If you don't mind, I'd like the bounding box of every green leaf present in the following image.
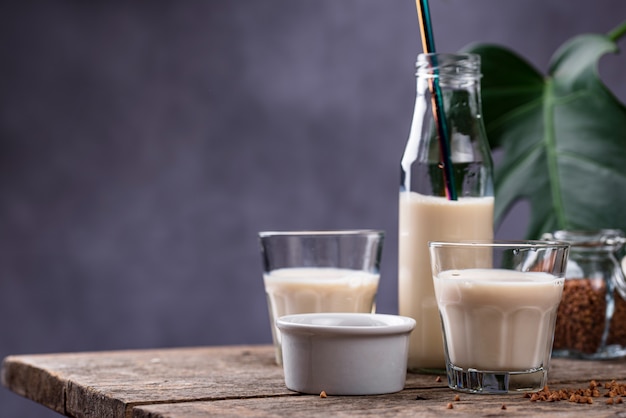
[463,29,626,239]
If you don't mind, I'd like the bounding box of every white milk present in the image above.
[399,191,494,370]
[434,268,564,371]
[265,267,379,363]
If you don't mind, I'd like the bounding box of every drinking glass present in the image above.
[428,240,569,393]
[259,230,384,364]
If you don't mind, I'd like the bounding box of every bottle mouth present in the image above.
[416,53,481,78]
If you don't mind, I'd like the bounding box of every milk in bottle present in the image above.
[398,53,494,371]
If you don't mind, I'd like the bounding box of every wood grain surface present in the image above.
[3,345,626,417]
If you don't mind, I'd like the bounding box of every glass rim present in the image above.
[259,229,384,238]
[415,52,481,76]
[549,229,625,244]
[417,52,479,61]
[428,239,570,249]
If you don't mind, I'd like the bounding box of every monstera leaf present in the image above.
[464,22,626,239]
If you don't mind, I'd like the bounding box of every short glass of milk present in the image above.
[428,240,570,394]
[259,230,384,365]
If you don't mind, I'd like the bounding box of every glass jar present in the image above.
[543,229,626,359]
[399,53,494,372]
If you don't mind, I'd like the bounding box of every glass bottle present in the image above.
[399,53,494,372]
[543,229,626,359]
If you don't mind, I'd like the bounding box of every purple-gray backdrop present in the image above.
[1,1,624,416]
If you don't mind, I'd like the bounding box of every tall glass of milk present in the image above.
[429,240,569,394]
[399,53,494,372]
[259,230,384,364]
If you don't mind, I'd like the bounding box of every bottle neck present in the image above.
[416,56,482,113]
[401,52,493,198]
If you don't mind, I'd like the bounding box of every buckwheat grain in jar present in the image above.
[543,230,626,359]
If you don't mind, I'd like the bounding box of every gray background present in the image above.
[1,1,624,416]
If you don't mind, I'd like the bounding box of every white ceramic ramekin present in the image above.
[276,313,416,395]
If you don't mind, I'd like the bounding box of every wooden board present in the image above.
[3,345,626,417]
[132,387,626,418]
